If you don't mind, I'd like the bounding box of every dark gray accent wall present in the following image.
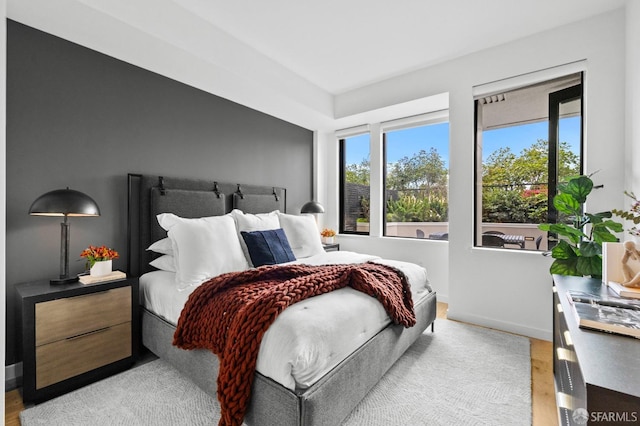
[6,20,314,365]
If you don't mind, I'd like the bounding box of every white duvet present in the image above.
[139,251,432,390]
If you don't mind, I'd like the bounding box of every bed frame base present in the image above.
[142,291,437,426]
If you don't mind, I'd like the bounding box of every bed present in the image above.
[127,174,438,426]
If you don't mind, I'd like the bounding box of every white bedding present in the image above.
[140,251,432,390]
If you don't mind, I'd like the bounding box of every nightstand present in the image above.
[16,276,139,403]
[323,243,340,252]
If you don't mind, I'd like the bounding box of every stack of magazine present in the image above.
[566,290,640,339]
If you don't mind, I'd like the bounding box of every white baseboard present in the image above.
[446,309,552,341]
[5,362,22,391]
[435,293,448,304]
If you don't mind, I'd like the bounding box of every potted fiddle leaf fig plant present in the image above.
[538,174,623,278]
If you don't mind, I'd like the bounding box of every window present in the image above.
[340,133,370,234]
[383,116,449,239]
[474,72,583,251]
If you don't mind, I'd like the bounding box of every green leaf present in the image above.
[601,219,624,233]
[562,175,593,203]
[579,240,601,257]
[613,209,640,224]
[554,193,581,216]
[591,227,619,244]
[595,211,613,219]
[551,240,578,259]
[544,223,586,244]
[576,255,602,277]
[585,213,603,224]
[538,223,551,231]
[549,258,580,276]
[585,212,614,226]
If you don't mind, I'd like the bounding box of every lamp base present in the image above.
[50,275,79,285]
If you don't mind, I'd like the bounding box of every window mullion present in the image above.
[369,123,384,237]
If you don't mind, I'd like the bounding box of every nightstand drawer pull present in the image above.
[66,326,110,341]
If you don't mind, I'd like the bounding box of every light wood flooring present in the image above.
[4,301,557,425]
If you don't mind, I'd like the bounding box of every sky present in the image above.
[345,123,450,166]
[345,117,581,167]
[482,116,581,162]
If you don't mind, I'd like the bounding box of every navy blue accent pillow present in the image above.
[241,228,296,267]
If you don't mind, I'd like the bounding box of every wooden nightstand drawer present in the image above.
[36,322,132,389]
[35,286,131,346]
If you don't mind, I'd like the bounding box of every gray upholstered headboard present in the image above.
[127,174,286,277]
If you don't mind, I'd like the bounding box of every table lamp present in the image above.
[29,188,101,284]
[300,201,325,214]
[301,200,325,227]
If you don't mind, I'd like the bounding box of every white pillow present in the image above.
[277,213,324,259]
[146,237,173,256]
[149,254,176,272]
[230,209,281,265]
[157,213,249,290]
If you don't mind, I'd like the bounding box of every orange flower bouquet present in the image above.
[320,228,336,238]
[80,245,119,269]
[320,228,336,244]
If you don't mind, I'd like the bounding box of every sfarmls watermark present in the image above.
[572,408,638,424]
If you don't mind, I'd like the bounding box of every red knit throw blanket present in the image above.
[173,262,416,426]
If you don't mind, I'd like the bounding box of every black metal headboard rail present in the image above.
[127,173,286,277]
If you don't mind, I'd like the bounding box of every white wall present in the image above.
[626,2,640,198]
[323,9,626,340]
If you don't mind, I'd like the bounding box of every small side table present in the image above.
[16,276,139,403]
[323,243,340,252]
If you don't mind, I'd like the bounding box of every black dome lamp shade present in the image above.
[300,201,325,214]
[29,188,100,284]
[29,188,100,217]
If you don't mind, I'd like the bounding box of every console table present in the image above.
[553,275,640,425]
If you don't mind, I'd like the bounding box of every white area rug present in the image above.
[20,319,531,426]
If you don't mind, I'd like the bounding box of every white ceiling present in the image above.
[171,0,626,94]
[7,0,628,130]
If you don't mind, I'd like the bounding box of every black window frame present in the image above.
[473,73,584,249]
[339,137,370,235]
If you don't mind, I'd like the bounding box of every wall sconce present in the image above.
[29,188,101,284]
